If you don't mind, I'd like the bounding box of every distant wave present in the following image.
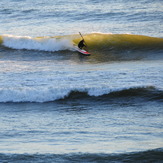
[0,148,162,162]
[0,85,162,103]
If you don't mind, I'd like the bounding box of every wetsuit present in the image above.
[78,40,86,49]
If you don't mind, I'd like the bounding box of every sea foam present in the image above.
[2,34,72,52]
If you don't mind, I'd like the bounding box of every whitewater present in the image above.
[0,0,163,162]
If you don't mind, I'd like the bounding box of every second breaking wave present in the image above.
[0,86,162,103]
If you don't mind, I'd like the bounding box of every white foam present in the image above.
[0,86,96,102]
[2,34,72,52]
[0,87,71,102]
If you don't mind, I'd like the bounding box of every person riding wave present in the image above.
[78,39,86,49]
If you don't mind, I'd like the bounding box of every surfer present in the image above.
[78,39,86,49]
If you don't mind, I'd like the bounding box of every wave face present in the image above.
[1,33,163,53]
[73,33,163,51]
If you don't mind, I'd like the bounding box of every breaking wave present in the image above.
[1,33,163,52]
[0,86,162,103]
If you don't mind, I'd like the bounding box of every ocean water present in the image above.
[0,0,163,162]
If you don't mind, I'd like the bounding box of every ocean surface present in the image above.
[0,0,163,162]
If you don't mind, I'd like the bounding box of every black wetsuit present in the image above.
[78,40,86,49]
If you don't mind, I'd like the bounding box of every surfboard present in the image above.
[73,45,91,56]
